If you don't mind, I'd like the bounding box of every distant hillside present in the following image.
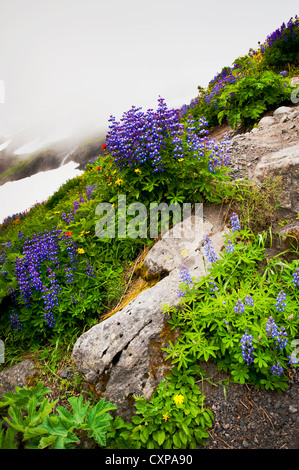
[0,133,106,185]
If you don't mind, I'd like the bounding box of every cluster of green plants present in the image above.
[106,364,212,449]
[181,16,298,129]
[0,383,116,449]
[0,364,214,450]
[162,219,299,393]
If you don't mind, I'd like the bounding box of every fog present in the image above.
[1,0,298,140]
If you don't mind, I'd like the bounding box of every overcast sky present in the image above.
[0,0,298,138]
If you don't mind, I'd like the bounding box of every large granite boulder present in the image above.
[72,215,228,419]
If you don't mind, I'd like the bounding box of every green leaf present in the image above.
[23,425,48,441]
[66,395,90,426]
[0,424,18,449]
[172,431,181,448]
[179,429,187,445]
[157,430,165,446]
[85,400,115,447]
[38,435,58,449]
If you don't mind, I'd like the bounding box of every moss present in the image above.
[148,320,178,380]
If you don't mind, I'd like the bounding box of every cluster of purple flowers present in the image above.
[292,268,299,287]
[61,185,97,225]
[203,235,218,264]
[204,67,243,108]
[106,97,230,174]
[225,239,235,253]
[10,310,22,332]
[230,213,241,232]
[240,330,255,365]
[209,277,219,297]
[266,316,288,350]
[244,295,254,306]
[260,17,299,53]
[177,265,193,297]
[234,295,254,314]
[275,290,287,312]
[270,361,284,376]
[61,210,74,225]
[234,299,245,314]
[85,261,95,278]
[85,184,97,200]
[13,229,77,328]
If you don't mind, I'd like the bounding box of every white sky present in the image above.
[0,0,298,137]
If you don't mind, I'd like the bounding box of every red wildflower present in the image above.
[65,231,73,236]
[101,144,106,150]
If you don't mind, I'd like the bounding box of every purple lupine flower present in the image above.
[209,277,219,297]
[85,261,95,278]
[230,213,241,232]
[292,269,299,287]
[275,290,287,312]
[266,316,288,350]
[270,361,284,376]
[86,184,97,200]
[177,265,193,297]
[234,299,245,314]
[240,330,255,365]
[225,239,235,253]
[106,96,229,174]
[244,295,254,306]
[203,235,218,263]
[10,310,22,331]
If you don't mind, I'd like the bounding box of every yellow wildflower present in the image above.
[54,211,60,214]
[134,168,141,173]
[77,248,85,254]
[115,178,123,185]
[163,412,169,421]
[173,394,184,405]
[112,170,117,174]
[178,158,184,162]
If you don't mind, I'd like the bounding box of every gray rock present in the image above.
[273,106,293,116]
[289,110,299,120]
[72,216,228,419]
[253,144,299,211]
[258,116,276,128]
[0,359,35,397]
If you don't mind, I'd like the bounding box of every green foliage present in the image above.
[0,384,116,449]
[214,175,282,233]
[163,227,299,393]
[262,26,299,69]
[216,70,291,128]
[107,364,213,449]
